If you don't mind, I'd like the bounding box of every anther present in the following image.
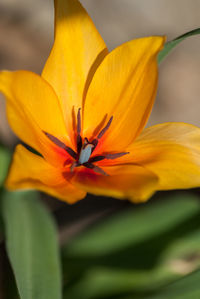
[76,108,82,152]
[44,131,77,159]
[105,152,129,159]
[97,116,113,139]
[89,155,106,163]
[77,108,81,135]
[83,162,108,176]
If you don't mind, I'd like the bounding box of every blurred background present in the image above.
[1,1,200,298]
[0,0,200,146]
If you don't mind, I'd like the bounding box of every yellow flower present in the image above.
[1,0,200,204]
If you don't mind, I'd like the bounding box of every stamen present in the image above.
[83,137,90,147]
[105,152,129,159]
[92,165,108,176]
[44,131,77,159]
[77,134,82,153]
[97,116,113,139]
[76,108,82,152]
[77,108,81,135]
[44,110,129,177]
[84,162,108,176]
[89,155,105,163]
[64,147,77,159]
[91,139,98,152]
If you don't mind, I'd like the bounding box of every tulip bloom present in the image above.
[1,0,200,204]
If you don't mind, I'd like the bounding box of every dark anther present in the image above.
[92,165,108,176]
[89,152,129,163]
[105,152,129,159]
[83,162,93,169]
[44,131,77,159]
[64,146,77,159]
[91,139,98,152]
[89,155,106,163]
[76,108,82,152]
[83,162,108,176]
[97,116,113,139]
[44,131,66,149]
[77,108,81,135]
[77,134,82,153]
[83,137,90,147]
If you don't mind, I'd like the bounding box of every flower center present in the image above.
[44,108,129,175]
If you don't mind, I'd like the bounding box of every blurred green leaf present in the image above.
[158,28,200,64]
[64,193,199,257]
[62,193,200,299]
[149,268,200,299]
[0,146,11,237]
[2,190,62,299]
[4,259,20,299]
[0,147,11,186]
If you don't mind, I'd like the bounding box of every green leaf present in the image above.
[62,193,200,299]
[0,146,11,237]
[64,193,199,257]
[0,147,11,186]
[149,268,200,299]
[158,28,200,64]
[2,190,62,299]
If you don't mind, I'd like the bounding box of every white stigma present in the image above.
[79,144,94,164]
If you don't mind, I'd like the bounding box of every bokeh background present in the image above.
[0,0,200,146]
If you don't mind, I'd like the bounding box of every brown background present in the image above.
[0,0,200,147]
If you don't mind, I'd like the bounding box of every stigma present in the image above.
[79,140,94,164]
[44,108,129,175]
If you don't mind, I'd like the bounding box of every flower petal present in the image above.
[73,164,158,203]
[83,36,165,152]
[126,123,200,190]
[42,0,108,138]
[6,145,86,203]
[0,70,71,165]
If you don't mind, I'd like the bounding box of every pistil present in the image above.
[79,140,94,164]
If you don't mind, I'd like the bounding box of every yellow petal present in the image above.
[126,122,200,190]
[0,70,71,165]
[73,164,158,203]
[6,145,86,204]
[42,0,108,139]
[83,36,165,151]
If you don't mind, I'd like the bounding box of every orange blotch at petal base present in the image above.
[1,0,200,204]
[44,108,129,176]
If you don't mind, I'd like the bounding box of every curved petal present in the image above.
[0,70,72,166]
[72,164,158,203]
[83,36,165,152]
[6,145,86,204]
[125,122,200,190]
[42,0,108,139]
